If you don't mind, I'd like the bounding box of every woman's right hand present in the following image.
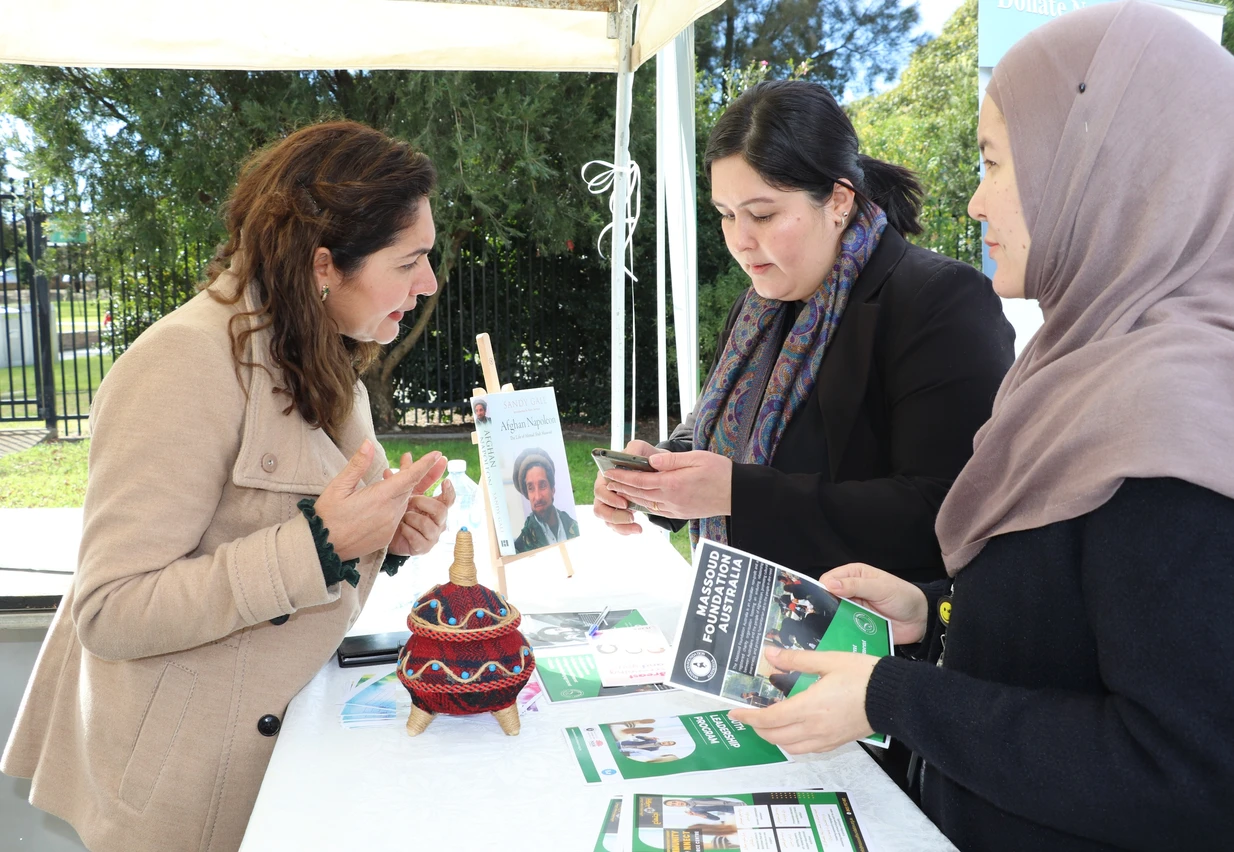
[593,439,665,535]
[819,563,930,645]
[313,440,447,562]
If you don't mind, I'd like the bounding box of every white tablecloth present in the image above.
[241,515,957,851]
[0,508,81,629]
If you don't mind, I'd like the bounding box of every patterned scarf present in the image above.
[691,205,887,546]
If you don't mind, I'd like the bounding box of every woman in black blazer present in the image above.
[595,80,1014,582]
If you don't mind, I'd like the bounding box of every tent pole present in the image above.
[665,25,699,422]
[609,1,634,451]
[655,51,669,443]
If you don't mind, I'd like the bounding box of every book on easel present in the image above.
[470,387,580,557]
[469,331,575,596]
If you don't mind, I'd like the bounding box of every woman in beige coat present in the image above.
[2,121,454,852]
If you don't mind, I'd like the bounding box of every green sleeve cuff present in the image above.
[380,552,408,577]
[297,498,361,588]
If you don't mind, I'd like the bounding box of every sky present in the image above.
[914,0,968,36]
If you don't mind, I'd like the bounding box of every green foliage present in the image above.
[0,67,617,271]
[0,67,638,428]
[694,0,925,98]
[847,0,983,267]
[1221,0,1234,56]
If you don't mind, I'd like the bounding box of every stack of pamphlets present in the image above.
[669,539,894,748]
[588,624,671,687]
[564,712,790,785]
[338,665,542,729]
[339,669,409,729]
[598,791,870,852]
[527,610,674,702]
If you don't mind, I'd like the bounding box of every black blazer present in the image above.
[659,228,1015,582]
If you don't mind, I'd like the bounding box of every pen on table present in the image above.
[587,606,611,637]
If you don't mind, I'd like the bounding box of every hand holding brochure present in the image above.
[669,539,894,747]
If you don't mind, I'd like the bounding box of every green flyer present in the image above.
[627,791,869,852]
[564,713,790,785]
[594,798,624,852]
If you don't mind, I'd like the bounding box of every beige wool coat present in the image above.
[2,272,392,852]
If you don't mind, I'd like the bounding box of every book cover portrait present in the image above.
[472,388,580,555]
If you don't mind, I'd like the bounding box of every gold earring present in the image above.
[320,284,329,302]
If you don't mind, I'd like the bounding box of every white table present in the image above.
[0,507,81,629]
[241,515,956,851]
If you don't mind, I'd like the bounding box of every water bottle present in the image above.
[441,459,483,539]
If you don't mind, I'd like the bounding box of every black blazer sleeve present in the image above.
[729,258,1014,579]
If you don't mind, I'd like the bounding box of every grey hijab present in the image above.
[936,1,1234,574]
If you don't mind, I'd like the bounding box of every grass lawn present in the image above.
[0,440,91,507]
[0,436,694,560]
[0,352,116,425]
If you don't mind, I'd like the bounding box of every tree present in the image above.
[694,0,926,98]
[1221,0,1234,56]
[847,0,983,267]
[0,67,621,428]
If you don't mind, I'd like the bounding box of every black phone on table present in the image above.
[335,631,411,668]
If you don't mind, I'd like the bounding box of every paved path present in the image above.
[0,428,53,459]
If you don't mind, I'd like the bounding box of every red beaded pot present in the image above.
[396,529,535,736]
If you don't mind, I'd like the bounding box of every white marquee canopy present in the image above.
[0,0,718,74]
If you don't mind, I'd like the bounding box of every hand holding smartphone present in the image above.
[592,448,658,515]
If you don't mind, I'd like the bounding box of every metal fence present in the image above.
[395,234,624,427]
[0,184,154,437]
[0,189,662,436]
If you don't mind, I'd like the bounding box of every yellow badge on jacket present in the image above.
[938,597,952,626]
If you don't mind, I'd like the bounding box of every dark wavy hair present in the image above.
[205,120,437,436]
[704,80,923,235]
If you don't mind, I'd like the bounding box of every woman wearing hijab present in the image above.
[730,4,1234,850]
[594,80,1015,582]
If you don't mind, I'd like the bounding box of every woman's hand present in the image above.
[819,563,930,645]
[385,456,456,557]
[728,648,879,754]
[602,449,732,520]
[313,441,448,562]
[592,440,664,534]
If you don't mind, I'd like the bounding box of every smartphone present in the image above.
[335,630,411,668]
[592,448,658,515]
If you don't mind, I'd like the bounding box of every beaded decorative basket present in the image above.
[396,529,535,736]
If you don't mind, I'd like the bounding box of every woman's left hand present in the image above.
[384,454,456,556]
[602,450,732,519]
[728,647,879,754]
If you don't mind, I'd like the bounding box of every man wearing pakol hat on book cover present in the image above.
[513,447,579,552]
